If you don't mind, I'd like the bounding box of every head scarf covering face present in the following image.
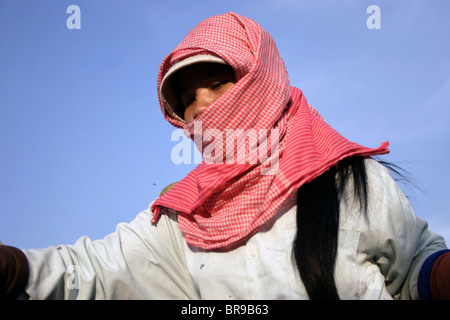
[158,12,289,132]
[152,12,389,249]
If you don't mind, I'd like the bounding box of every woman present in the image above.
[1,12,448,300]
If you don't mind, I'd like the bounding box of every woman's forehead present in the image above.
[174,63,235,92]
[176,63,233,81]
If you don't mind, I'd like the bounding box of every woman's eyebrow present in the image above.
[179,69,221,98]
[202,69,221,81]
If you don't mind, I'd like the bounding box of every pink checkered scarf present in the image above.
[151,12,389,249]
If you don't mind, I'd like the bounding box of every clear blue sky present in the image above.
[1,0,449,249]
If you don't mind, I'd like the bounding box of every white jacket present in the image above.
[21,159,447,299]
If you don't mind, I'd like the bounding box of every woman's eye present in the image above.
[182,95,195,107]
[211,81,223,90]
[185,97,195,106]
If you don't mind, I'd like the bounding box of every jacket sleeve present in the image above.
[359,159,448,300]
[21,207,197,300]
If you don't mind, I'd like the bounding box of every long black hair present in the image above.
[293,156,413,299]
[293,156,369,300]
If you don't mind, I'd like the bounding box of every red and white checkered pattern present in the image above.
[151,12,389,249]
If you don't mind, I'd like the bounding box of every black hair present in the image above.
[293,155,369,300]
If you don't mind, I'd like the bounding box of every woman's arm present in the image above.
[3,208,197,300]
[359,159,448,299]
[0,244,29,299]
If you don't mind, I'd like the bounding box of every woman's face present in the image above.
[174,62,236,124]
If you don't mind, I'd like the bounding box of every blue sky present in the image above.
[1,0,449,249]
